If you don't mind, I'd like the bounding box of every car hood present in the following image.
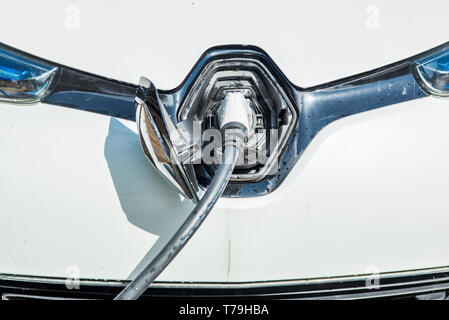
[2,0,448,89]
[1,0,449,283]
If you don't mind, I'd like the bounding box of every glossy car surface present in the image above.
[1,0,449,299]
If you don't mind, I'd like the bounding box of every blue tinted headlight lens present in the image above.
[0,45,57,103]
[415,47,449,96]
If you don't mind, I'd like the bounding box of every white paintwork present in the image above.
[2,0,448,89]
[1,0,449,282]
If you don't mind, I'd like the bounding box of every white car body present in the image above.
[1,0,449,297]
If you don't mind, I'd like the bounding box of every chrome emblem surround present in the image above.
[136,45,428,199]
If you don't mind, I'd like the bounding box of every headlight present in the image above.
[0,45,57,103]
[0,42,137,119]
[415,44,449,96]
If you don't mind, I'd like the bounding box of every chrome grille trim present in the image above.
[1,266,449,300]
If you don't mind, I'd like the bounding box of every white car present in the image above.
[1,0,449,300]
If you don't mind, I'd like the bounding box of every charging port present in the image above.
[178,58,297,184]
